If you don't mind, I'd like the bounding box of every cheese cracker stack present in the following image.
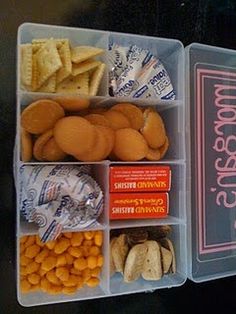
[20,38,106,96]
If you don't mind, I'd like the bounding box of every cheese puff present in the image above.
[55,266,69,282]
[87,256,97,270]
[20,279,31,293]
[67,247,83,258]
[35,248,49,264]
[94,231,103,247]
[84,231,95,240]
[27,273,40,285]
[41,256,57,272]
[86,277,100,288]
[74,257,87,271]
[24,244,41,259]
[70,232,83,247]
[20,255,32,266]
[46,270,61,286]
[54,238,70,254]
[26,261,40,274]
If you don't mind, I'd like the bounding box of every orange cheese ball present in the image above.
[87,256,97,269]
[82,268,91,283]
[65,252,74,265]
[84,231,95,240]
[54,238,70,254]
[46,240,56,250]
[46,270,61,286]
[28,273,40,285]
[41,256,57,272]
[20,255,32,266]
[25,244,41,259]
[68,247,83,258]
[97,255,104,267]
[56,254,67,267]
[63,275,81,287]
[94,231,103,247]
[55,266,70,282]
[35,248,49,264]
[86,277,100,288]
[74,257,87,271]
[89,246,100,256]
[40,277,51,293]
[91,267,101,278]
[24,236,35,248]
[20,236,28,244]
[70,232,83,247]
[20,279,31,293]
[26,261,40,274]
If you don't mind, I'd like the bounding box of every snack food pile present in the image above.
[20,231,103,294]
[21,100,169,162]
[110,226,175,282]
[20,165,103,242]
[20,38,105,95]
[108,43,175,100]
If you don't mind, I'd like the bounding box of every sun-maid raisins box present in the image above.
[15,23,236,306]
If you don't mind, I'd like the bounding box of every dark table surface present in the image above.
[1,0,236,313]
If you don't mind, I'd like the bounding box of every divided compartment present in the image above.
[17,227,110,306]
[18,162,110,235]
[109,31,185,101]
[19,93,184,163]
[109,162,186,229]
[109,223,187,294]
[17,23,110,96]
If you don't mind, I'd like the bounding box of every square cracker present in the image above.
[35,39,62,88]
[56,72,89,94]
[56,39,72,84]
[20,44,32,87]
[72,59,101,76]
[89,63,106,96]
[37,73,56,93]
[32,38,66,52]
[71,46,104,63]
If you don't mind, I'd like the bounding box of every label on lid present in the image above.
[195,63,236,261]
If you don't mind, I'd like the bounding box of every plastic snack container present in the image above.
[15,23,236,306]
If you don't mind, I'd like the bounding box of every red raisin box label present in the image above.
[109,165,171,193]
[109,192,169,220]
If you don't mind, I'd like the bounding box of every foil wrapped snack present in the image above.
[108,43,175,100]
[20,165,103,242]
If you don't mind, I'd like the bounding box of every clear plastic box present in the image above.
[15,23,236,307]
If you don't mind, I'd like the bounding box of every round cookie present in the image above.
[113,128,148,161]
[146,147,161,161]
[141,108,166,149]
[111,103,144,130]
[74,125,109,161]
[41,138,67,161]
[33,129,53,161]
[84,114,111,127]
[55,97,90,112]
[96,125,115,157]
[21,99,65,134]
[21,128,33,162]
[159,136,169,158]
[103,110,131,130]
[54,116,96,156]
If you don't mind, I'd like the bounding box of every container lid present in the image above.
[186,43,236,282]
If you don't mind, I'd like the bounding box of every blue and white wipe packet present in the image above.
[108,43,175,100]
